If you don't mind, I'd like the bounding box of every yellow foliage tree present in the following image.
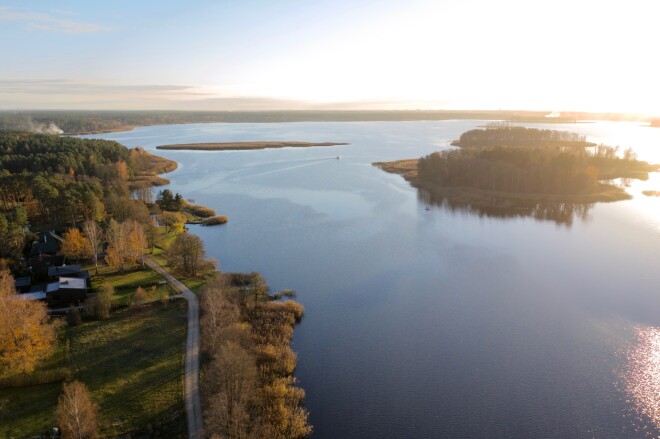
[56,380,100,439]
[61,228,94,262]
[0,269,58,376]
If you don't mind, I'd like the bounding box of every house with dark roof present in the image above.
[18,276,88,308]
[48,265,91,287]
[46,277,88,307]
[30,232,60,257]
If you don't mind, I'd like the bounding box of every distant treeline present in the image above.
[0,110,584,135]
[453,126,592,148]
[1,110,655,135]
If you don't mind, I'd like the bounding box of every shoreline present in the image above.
[373,159,633,205]
[155,141,348,151]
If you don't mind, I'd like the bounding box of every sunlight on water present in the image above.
[622,327,660,436]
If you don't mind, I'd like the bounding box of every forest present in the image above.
[451,125,594,148]
[417,144,651,196]
[0,132,176,229]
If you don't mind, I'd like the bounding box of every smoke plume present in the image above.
[27,118,64,134]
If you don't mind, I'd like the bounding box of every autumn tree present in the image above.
[161,211,186,234]
[0,269,58,376]
[55,380,99,439]
[146,221,158,254]
[105,219,146,273]
[105,219,127,273]
[82,220,103,275]
[205,343,257,439]
[166,232,206,276]
[127,220,147,268]
[61,228,94,262]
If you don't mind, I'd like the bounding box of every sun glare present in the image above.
[622,327,660,436]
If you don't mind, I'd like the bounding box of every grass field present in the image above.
[0,300,188,438]
[90,264,173,301]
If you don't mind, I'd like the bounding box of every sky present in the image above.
[1,0,659,114]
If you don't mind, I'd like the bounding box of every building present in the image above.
[48,265,91,286]
[46,277,88,308]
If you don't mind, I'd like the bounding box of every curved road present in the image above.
[145,257,204,439]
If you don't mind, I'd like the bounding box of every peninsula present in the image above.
[374,126,659,207]
[156,141,348,151]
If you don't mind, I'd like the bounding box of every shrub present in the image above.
[133,287,148,307]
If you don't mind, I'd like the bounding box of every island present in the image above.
[374,126,659,208]
[156,141,348,151]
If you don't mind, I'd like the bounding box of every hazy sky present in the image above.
[1,0,659,114]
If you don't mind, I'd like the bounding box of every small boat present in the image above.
[425,206,430,211]
[336,156,341,160]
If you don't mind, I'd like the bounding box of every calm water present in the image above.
[86,121,660,438]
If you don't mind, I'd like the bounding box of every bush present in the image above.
[203,215,228,226]
[132,287,148,307]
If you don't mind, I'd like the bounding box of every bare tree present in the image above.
[205,343,257,439]
[56,380,99,439]
[83,220,103,275]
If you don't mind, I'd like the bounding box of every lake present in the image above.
[85,120,660,438]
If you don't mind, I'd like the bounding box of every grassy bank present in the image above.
[0,301,187,438]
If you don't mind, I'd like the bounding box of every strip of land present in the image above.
[145,257,204,439]
[156,141,348,151]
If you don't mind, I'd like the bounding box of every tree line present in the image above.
[200,274,312,439]
[454,126,591,148]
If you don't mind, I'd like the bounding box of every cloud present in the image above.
[0,6,112,34]
[0,79,446,111]
[0,80,196,96]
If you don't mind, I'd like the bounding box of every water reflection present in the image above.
[621,327,660,437]
[418,188,593,226]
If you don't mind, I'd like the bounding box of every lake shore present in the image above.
[373,159,633,205]
[156,141,348,151]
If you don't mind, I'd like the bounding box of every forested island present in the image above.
[375,126,658,209]
[156,141,347,151]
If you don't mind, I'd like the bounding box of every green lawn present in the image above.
[0,301,188,438]
[152,227,218,294]
[90,264,174,302]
